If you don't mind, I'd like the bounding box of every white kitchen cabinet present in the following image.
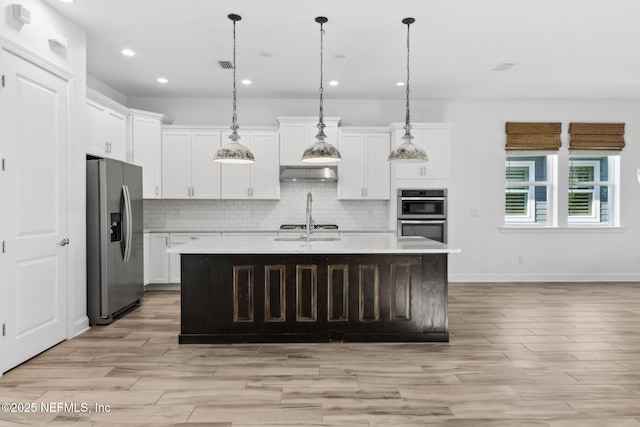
[391,123,452,181]
[277,116,341,166]
[130,109,172,199]
[162,129,221,199]
[143,232,150,285]
[220,130,280,199]
[169,233,219,283]
[86,88,128,161]
[337,128,391,200]
[148,233,170,284]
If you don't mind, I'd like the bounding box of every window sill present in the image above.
[500,225,625,233]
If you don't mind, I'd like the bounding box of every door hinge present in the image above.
[1,158,5,171]
[2,241,5,253]
[1,75,5,88]
[2,323,5,337]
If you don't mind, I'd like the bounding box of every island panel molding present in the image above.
[179,252,449,343]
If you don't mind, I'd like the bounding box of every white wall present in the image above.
[0,0,88,335]
[129,96,444,127]
[134,95,640,282]
[444,99,640,282]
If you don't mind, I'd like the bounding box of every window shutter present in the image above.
[568,123,625,151]
[505,122,562,151]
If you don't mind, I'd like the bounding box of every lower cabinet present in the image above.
[147,233,219,284]
[148,233,170,284]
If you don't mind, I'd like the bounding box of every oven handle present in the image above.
[398,220,447,224]
[398,197,446,201]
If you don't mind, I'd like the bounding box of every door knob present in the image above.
[59,238,70,246]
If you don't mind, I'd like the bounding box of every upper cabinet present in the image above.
[337,128,391,200]
[130,109,172,199]
[161,128,221,199]
[277,116,340,166]
[220,130,280,199]
[86,88,128,161]
[391,123,452,182]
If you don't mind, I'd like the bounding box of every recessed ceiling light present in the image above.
[121,49,135,57]
[59,0,74,3]
[334,53,346,59]
[241,79,252,85]
[157,77,168,84]
[329,80,339,86]
[396,81,405,86]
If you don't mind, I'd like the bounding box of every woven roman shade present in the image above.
[568,123,625,151]
[505,122,562,151]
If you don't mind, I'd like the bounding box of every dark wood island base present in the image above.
[179,253,449,343]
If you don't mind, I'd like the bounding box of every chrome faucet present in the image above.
[305,191,314,243]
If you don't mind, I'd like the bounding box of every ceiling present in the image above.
[42,0,640,100]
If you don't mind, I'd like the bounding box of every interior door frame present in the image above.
[0,35,81,375]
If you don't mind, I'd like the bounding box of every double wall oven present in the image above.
[397,189,447,243]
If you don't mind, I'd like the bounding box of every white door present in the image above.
[191,131,221,199]
[250,133,280,199]
[162,131,191,198]
[1,50,69,373]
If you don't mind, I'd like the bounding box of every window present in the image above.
[568,155,614,225]
[505,155,553,225]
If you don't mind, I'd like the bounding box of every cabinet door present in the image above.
[364,133,391,199]
[106,108,127,161]
[162,131,191,198]
[86,99,107,156]
[393,128,450,180]
[279,123,309,166]
[132,116,161,198]
[250,133,280,199]
[220,132,251,199]
[148,233,169,283]
[337,134,365,199]
[143,233,150,285]
[191,131,221,199]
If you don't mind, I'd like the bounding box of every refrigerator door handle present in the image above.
[122,184,133,263]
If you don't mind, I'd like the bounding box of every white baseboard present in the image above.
[145,283,180,291]
[73,316,90,337]
[449,272,640,283]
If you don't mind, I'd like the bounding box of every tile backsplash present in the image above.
[144,182,390,231]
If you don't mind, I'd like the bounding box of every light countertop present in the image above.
[168,234,461,255]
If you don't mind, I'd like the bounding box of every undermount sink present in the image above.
[274,236,341,242]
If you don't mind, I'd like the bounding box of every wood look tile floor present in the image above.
[1,282,640,426]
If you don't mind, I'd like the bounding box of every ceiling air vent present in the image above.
[493,63,516,72]
[218,61,233,70]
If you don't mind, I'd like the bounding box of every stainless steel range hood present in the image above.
[279,166,338,182]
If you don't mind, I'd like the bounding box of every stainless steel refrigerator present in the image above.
[86,157,144,325]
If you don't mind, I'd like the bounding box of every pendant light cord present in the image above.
[230,17,239,141]
[315,18,327,142]
[405,21,411,130]
[403,19,413,141]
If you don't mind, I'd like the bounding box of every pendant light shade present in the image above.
[388,17,428,163]
[302,16,341,164]
[214,13,255,164]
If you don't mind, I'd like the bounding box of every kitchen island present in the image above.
[170,234,460,343]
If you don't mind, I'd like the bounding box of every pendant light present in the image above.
[388,17,428,163]
[214,14,255,164]
[302,17,341,163]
